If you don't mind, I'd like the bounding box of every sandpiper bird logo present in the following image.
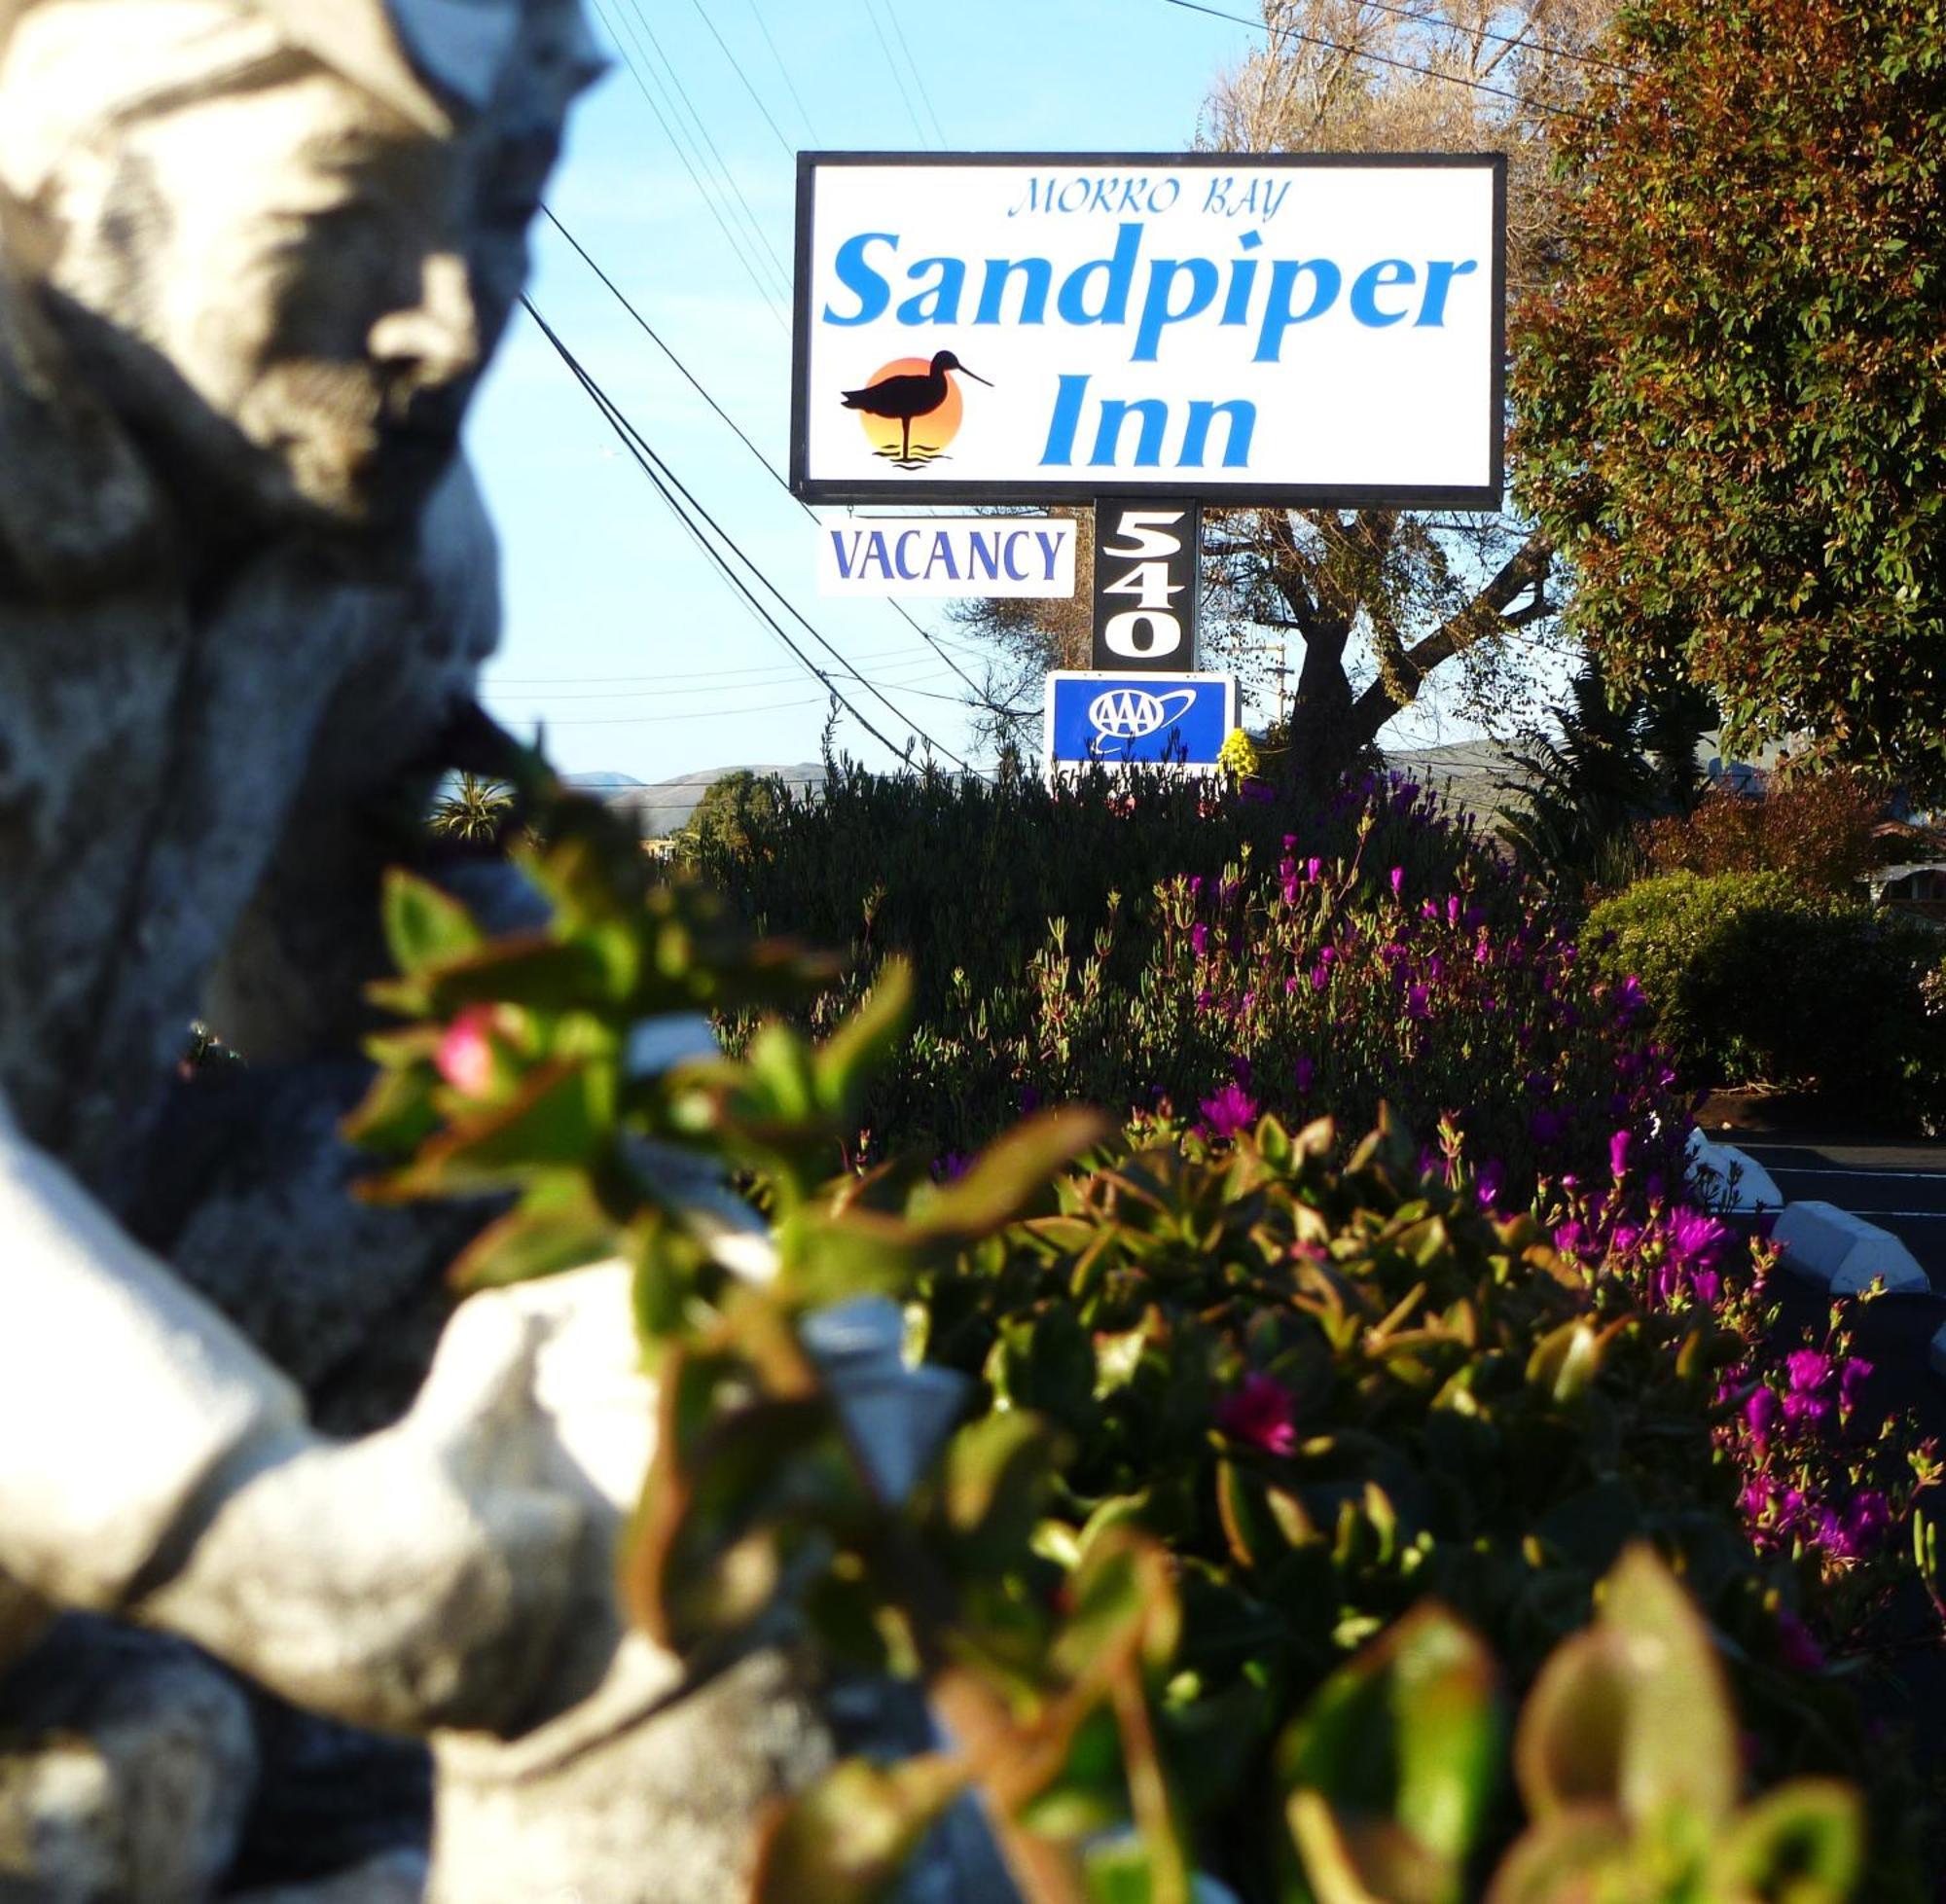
[841,350,991,470]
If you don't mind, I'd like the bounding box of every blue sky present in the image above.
[466,0,1263,784]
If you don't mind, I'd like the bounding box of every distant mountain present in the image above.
[566,771,646,793]
[596,763,829,840]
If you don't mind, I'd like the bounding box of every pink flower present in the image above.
[1608,1129,1632,1181]
[1390,866,1405,900]
[436,1005,500,1098]
[1786,1350,1833,1393]
[1199,1082,1259,1139]
[1215,1372,1298,1455]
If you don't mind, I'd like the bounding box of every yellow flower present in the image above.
[1217,728,1259,778]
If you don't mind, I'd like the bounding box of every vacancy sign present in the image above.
[817,515,1076,597]
[792,153,1505,508]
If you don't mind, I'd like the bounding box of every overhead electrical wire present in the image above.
[539,206,1001,709]
[856,0,932,146]
[492,640,967,685]
[743,0,821,143]
[522,296,986,774]
[584,0,791,324]
[1157,0,1597,121]
[610,0,797,293]
[685,0,796,159]
[1283,0,1639,79]
[881,1,950,147]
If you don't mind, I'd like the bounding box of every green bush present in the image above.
[701,763,1677,1194]
[1586,871,1946,1115]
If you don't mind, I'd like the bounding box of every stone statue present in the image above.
[0,3,944,1899]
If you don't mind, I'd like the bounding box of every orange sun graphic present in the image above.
[851,357,965,463]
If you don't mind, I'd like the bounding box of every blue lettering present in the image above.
[923,533,960,581]
[828,530,864,579]
[823,233,896,325]
[1255,258,1342,362]
[1034,528,1063,578]
[1057,224,1143,326]
[1134,257,1219,362]
[897,257,966,325]
[975,256,1053,325]
[1351,259,1417,327]
[1417,259,1479,327]
[1039,374,1089,466]
[1179,399,1256,469]
[967,530,1002,580]
[862,531,895,580]
[1091,397,1169,468]
[894,530,922,580]
[1003,531,1032,581]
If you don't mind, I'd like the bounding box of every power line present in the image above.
[491,641,958,685]
[522,297,984,773]
[881,0,950,147]
[744,0,820,142]
[686,0,796,158]
[612,0,797,293]
[584,0,791,324]
[538,207,999,708]
[856,0,931,145]
[1298,0,1639,79]
[1158,0,1596,122]
[487,661,962,702]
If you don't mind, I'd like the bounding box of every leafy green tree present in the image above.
[678,770,783,863]
[1515,0,1946,786]
[1497,656,1712,894]
[428,772,513,844]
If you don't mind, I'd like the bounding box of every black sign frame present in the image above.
[789,150,1507,511]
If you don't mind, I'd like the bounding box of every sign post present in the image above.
[788,151,1506,772]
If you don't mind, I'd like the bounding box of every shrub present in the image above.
[1585,871,1946,1115]
[704,764,1676,1196]
[347,770,1932,1901]
[1639,769,1887,893]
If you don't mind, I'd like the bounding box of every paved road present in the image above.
[1740,1139,1946,1289]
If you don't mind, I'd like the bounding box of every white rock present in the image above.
[1684,1130,1783,1211]
[1772,1200,1930,1296]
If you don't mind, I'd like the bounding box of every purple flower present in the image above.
[1839,1358,1875,1411]
[1786,1350,1833,1393]
[1405,985,1431,1021]
[1776,1609,1825,1673]
[1191,922,1210,957]
[1745,1385,1781,1443]
[1199,1081,1259,1139]
[1307,856,1323,884]
[1475,1159,1506,1209]
[1293,1055,1315,1095]
[1608,1130,1632,1180]
[1390,865,1405,900]
[1215,1372,1298,1455]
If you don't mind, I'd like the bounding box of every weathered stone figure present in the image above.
[0,4,878,1899]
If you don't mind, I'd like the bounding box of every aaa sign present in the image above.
[792,153,1505,508]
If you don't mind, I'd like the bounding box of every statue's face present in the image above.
[44,69,518,529]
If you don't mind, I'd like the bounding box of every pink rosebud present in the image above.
[1215,1372,1298,1455]
[436,1005,500,1098]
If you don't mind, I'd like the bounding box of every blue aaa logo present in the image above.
[1086,686,1198,740]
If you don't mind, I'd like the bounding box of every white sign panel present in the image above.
[815,516,1077,597]
[791,153,1505,507]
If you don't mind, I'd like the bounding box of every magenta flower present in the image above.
[1786,1350,1833,1393]
[1199,1081,1259,1139]
[1191,922,1210,957]
[1389,865,1405,900]
[1215,1372,1298,1455]
[1608,1129,1631,1181]
[1745,1385,1781,1444]
[1405,984,1431,1021]
[436,1005,501,1098]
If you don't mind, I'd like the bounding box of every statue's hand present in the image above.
[134,1292,585,1737]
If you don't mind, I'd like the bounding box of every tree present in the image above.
[428,772,513,844]
[956,0,1612,784]
[678,770,782,863]
[1496,656,1712,894]
[1515,0,1946,788]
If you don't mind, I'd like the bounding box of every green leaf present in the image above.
[449,1173,618,1290]
[813,958,913,1121]
[936,1411,1058,1567]
[1712,1778,1863,1904]
[380,868,484,978]
[361,1060,615,1201]
[1481,1812,1634,1904]
[751,1755,968,1904]
[1279,1604,1501,1904]
[340,1059,442,1157]
[1514,1545,1738,1830]
[910,1107,1108,1241]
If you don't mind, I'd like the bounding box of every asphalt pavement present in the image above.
[1739,1139,1946,1290]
